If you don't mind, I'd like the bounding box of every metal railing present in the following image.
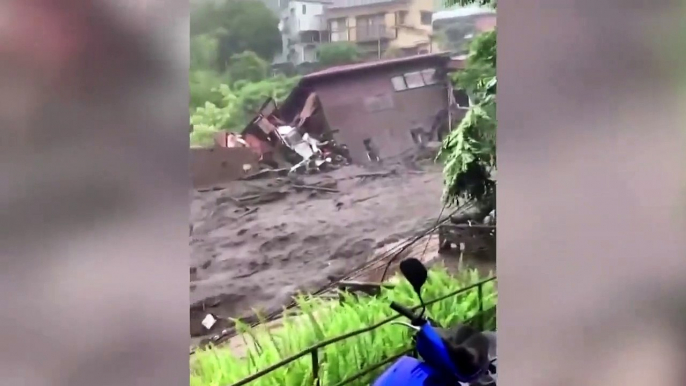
[228,276,497,386]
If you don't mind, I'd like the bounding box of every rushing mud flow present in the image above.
[190,150,456,339]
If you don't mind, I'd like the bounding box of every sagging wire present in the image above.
[379,199,477,282]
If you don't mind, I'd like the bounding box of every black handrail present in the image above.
[224,276,497,386]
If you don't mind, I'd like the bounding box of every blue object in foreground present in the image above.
[371,258,496,386]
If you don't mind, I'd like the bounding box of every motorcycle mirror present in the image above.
[399,258,428,296]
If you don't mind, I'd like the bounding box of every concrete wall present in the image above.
[290,1,326,32]
[190,147,260,189]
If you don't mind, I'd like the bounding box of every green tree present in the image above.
[318,42,361,66]
[190,34,219,71]
[189,75,301,147]
[191,0,281,65]
[190,69,231,110]
[195,0,281,66]
[226,51,269,85]
[438,0,496,207]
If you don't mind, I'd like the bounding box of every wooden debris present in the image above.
[291,184,339,193]
[237,191,289,205]
[355,170,397,179]
[216,196,242,206]
[237,194,262,203]
[238,207,259,218]
[337,281,397,296]
[354,169,400,182]
[352,194,380,204]
[240,168,290,181]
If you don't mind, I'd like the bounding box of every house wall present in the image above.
[289,1,326,33]
[293,42,320,62]
[309,61,450,162]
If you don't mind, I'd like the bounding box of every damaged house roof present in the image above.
[275,52,452,119]
[242,53,453,134]
[300,52,451,83]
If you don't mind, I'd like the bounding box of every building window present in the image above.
[391,76,407,91]
[396,10,407,25]
[329,18,349,42]
[302,4,306,14]
[420,11,432,26]
[453,89,470,107]
[403,71,425,88]
[356,14,387,41]
[420,68,437,85]
[391,68,439,91]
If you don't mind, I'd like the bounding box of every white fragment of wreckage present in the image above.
[242,164,252,173]
[201,313,217,330]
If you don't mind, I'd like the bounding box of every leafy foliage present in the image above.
[189,69,232,110]
[191,265,497,386]
[226,51,269,85]
[318,42,361,66]
[438,29,496,205]
[190,34,220,71]
[190,75,300,147]
[191,0,282,65]
[189,1,299,148]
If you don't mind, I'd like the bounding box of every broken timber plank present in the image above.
[238,207,259,218]
[291,184,340,193]
[354,170,397,179]
[337,281,397,296]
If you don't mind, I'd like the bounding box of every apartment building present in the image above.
[324,0,436,59]
[277,0,331,65]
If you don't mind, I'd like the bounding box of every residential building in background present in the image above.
[324,0,436,59]
[432,4,495,54]
[276,0,331,65]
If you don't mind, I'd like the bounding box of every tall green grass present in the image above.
[191,264,497,386]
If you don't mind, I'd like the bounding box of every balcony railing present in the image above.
[355,24,396,42]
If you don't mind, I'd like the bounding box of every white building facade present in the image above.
[277,0,330,65]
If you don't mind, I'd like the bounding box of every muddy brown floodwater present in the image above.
[189,156,477,340]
